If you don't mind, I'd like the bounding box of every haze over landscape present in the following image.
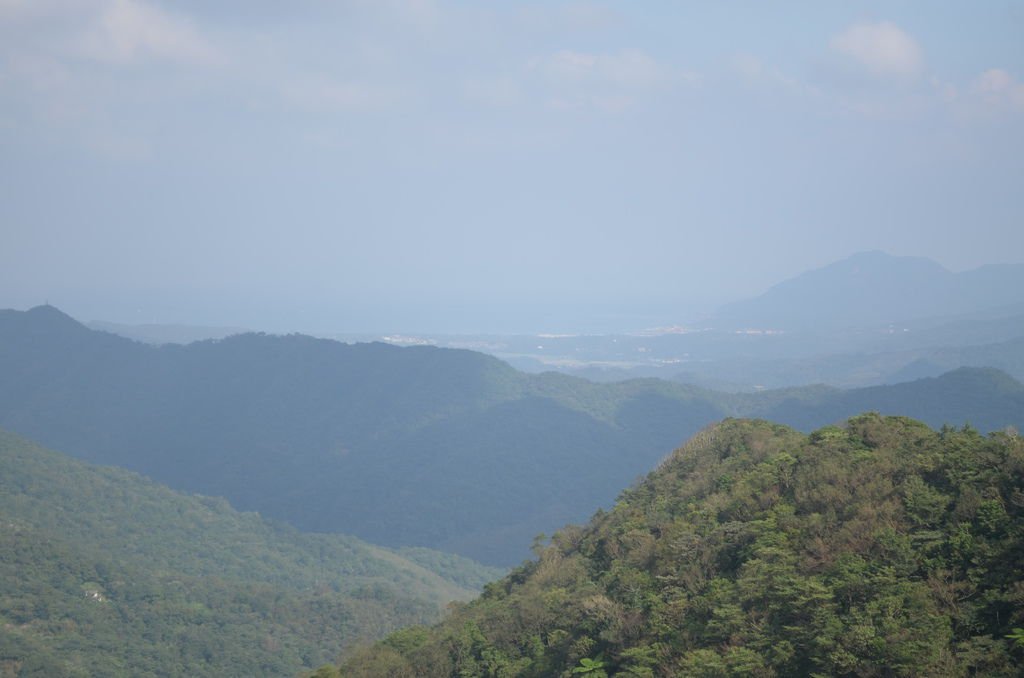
[2,2,1023,677]
[2,1,1023,333]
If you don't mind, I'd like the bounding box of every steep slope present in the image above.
[339,415,1024,677]
[716,250,1024,330]
[1,306,1023,565]
[0,429,499,677]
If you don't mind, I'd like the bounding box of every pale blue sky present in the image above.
[1,1,1022,332]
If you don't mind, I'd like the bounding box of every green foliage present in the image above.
[0,429,493,677]
[571,655,607,675]
[395,547,506,591]
[338,415,1024,677]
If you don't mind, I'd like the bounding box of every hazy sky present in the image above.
[2,1,1022,333]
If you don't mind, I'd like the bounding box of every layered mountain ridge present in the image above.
[1,305,1022,565]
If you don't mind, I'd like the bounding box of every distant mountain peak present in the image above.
[15,304,86,331]
[931,365,1024,394]
[842,249,895,263]
[803,250,950,277]
[715,251,1024,331]
[28,303,72,316]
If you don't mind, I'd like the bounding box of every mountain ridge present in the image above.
[715,250,1024,331]
[1,305,1022,565]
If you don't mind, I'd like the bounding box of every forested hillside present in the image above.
[0,429,499,677]
[338,415,1024,677]
[1,306,1022,565]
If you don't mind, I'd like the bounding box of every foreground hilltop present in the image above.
[339,415,1024,677]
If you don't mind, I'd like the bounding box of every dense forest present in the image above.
[337,415,1024,676]
[0,429,500,677]
[2,306,1022,565]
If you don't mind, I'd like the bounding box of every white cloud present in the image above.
[534,49,668,89]
[525,48,693,112]
[732,53,817,97]
[79,0,221,65]
[974,68,1024,112]
[462,46,690,113]
[0,0,224,159]
[830,21,923,78]
[0,0,221,66]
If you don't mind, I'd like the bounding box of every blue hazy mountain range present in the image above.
[714,250,1024,330]
[85,252,1024,392]
[1,304,1022,565]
